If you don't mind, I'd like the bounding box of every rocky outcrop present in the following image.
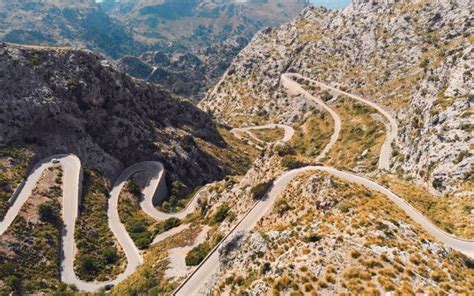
[0,43,228,189]
[201,0,473,194]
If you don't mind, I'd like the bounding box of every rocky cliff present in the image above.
[201,0,473,195]
[117,36,248,99]
[0,43,228,189]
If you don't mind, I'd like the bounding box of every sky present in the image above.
[309,0,351,9]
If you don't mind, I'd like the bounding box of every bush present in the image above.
[274,198,292,215]
[127,181,142,200]
[4,275,21,292]
[170,181,188,199]
[432,178,444,190]
[163,217,181,231]
[38,202,59,225]
[251,180,273,200]
[320,90,333,101]
[154,217,181,235]
[281,156,305,169]
[275,144,295,156]
[261,262,271,274]
[129,220,147,233]
[339,203,352,213]
[304,233,321,243]
[78,255,98,273]
[185,242,211,266]
[128,219,152,249]
[211,204,230,224]
[351,250,361,259]
[102,248,118,264]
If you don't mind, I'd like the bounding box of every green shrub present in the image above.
[38,202,59,225]
[304,233,321,243]
[170,181,188,199]
[251,180,273,200]
[339,203,352,213]
[274,198,292,215]
[127,181,142,200]
[154,217,181,235]
[281,156,305,169]
[320,90,333,101]
[211,204,230,224]
[102,248,118,264]
[275,144,295,156]
[261,262,271,274]
[4,275,21,292]
[185,242,211,266]
[78,255,98,273]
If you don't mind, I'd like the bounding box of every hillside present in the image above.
[0,42,236,194]
[200,0,473,196]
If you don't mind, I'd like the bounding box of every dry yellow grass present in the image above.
[290,113,334,159]
[379,175,474,239]
[326,97,385,171]
[251,128,285,143]
[194,126,258,176]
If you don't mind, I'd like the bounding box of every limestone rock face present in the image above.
[201,0,473,195]
[0,43,227,188]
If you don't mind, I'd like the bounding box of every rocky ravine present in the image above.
[117,36,248,100]
[200,0,473,195]
[0,43,228,189]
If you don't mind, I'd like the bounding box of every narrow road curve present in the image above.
[285,73,398,170]
[175,165,474,295]
[174,74,472,295]
[0,155,203,292]
[231,124,295,147]
[281,73,341,161]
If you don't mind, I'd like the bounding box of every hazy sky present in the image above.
[309,0,351,9]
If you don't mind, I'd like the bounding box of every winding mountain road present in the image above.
[281,73,341,161]
[231,124,295,147]
[1,73,471,294]
[174,74,473,295]
[0,156,203,292]
[283,73,398,170]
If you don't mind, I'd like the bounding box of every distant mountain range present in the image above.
[0,0,308,99]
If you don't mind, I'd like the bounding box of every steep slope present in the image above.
[0,0,143,58]
[200,0,473,195]
[0,42,229,194]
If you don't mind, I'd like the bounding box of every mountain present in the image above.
[0,0,309,99]
[201,0,473,196]
[0,42,232,189]
[111,0,309,99]
[0,0,144,58]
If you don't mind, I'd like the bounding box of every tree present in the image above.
[78,255,98,273]
[38,202,59,224]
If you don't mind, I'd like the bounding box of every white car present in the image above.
[52,158,60,164]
